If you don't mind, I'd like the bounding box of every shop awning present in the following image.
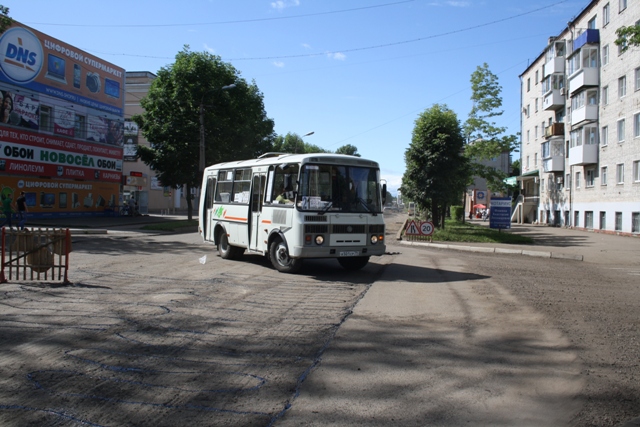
[518,170,539,180]
[504,176,517,186]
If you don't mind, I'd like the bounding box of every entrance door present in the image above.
[249,173,266,251]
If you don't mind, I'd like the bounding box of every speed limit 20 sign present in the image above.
[419,221,434,236]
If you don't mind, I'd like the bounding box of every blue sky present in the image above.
[6,0,591,194]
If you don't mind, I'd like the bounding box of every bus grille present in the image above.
[369,224,385,233]
[304,215,328,222]
[305,224,329,233]
[332,224,365,233]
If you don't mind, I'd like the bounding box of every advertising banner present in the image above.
[0,175,119,218]
[0,22,125,116]
[0,127,123,182]
[123,120,138,161]
[489,197,512,230]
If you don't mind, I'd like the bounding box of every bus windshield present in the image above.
[298,164,382,213]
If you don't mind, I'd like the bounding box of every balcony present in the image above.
[571,104,598,126]
[573,29,600,51]
[569,67,599,95]
[543,156,564,172]
[569,143,598,166]
[544,56,565,77]
[544,123,565,138]
[543,89,565,111]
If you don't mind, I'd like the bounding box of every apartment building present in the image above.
[518,0,640,234]
[123,71,191,214]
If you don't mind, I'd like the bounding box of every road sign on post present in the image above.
[489,197,512,230]
[419,221,434,236]
[405,220,420,236]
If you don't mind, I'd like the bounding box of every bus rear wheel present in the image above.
[218,232,243,260]
[269,239,302,274]
[338,256,370,271]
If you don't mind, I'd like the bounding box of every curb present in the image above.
[398,240,583,261]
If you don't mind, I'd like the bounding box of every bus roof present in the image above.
[204,153,380,172]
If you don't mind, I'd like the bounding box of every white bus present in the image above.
[199,152,387,273]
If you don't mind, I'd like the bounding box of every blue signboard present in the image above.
[489,197,512,230]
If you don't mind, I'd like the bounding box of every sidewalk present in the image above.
[398,219,639,266]
[24,213,194,234]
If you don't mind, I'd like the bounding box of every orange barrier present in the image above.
[1,228,71,284]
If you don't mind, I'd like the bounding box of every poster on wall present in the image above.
[0,127,123,182]
[0,22,125,116]
[1,175,120,218]
[123,120,138,161]
[54,107,75,137]
[0,90,40,129]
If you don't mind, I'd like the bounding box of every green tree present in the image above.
[335,144,361,157]
[0,5,12,33]
[615,23,640,52]
[271,132,329,154]
[463,63,518,193]
[133,46,275,220]
[402,104,470,228]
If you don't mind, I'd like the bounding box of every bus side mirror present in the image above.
[381,183,387,205]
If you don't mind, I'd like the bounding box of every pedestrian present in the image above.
[16,191,27,230]
[0,193,14,229]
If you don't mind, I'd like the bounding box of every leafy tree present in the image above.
[0,5,12,33]
[271,132,329,154]
[335,144,361,157]
[402,104,470,228]
[510,159,521,177]
[133,47,275,220]
[615,24,640,52]
[463,63,518,193]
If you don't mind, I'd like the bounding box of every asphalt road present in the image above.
[0,215,638,426]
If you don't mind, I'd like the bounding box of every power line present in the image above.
[24,0,417,28]
[228,0,569,61]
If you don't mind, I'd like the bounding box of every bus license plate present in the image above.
[339,251,359,257]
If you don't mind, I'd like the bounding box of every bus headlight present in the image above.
[315,235,324,245]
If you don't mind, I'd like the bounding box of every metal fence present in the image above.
[1,228,71,284]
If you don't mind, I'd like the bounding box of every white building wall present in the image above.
[519,0,640,234]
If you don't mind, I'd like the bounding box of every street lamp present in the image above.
[295,131,314,154]
[199,84,236,172]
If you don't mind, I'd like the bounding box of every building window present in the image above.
[619,0,627,13]
[576,171,581,188]
[586,169,595,187]
[566,173,571,189]
[527,129,530,143]
[585,211,594,229]
[615,212,622,231]
[535,70,539,84]
[603,3,610,25]
[602,125,609,146]
[619,76,627,98]
[534,153,538,167]
[603,45,610,65]
[600,211,606,230]
[526,156,530,169]
[601,166,608,185]
[541,178,545,192]
[602,85,609,104]
[618,119,626,143]
[588,16,597,29]
[575,211,580,227]
[635,67,640,91]
[527,78,531,92]
[535,98,539,112]
[633,160,640,182]
[632,212,640,233]
[74,114,86,140]
[535,125,538,139]
[635,113,640,138]
[527,104,530,118]
[616,163,625,184]
[40,105,52,133]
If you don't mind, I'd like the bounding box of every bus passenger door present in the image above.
[249,173,266,251]
[203,176,216,241]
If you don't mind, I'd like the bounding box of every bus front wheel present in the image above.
[218,232,243,260]
[269,239,302,273]
[338,256,370,271]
